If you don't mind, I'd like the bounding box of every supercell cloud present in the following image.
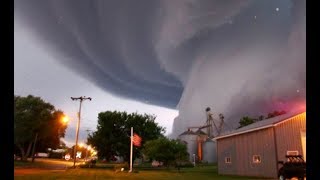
[15,0,305,138]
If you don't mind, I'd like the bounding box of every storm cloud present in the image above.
[14,0,305,138]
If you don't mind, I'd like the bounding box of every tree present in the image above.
[238,110,287,128]
[87,111,165,163]
[258,115,265,121]
[267,110,286,119]
[238,116,256,129]
[143,138,189,167]
[14,95,68,160]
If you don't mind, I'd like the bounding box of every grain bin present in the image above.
[177,129,198,162]
[202,138,217,163]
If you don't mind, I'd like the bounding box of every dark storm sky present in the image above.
[15,0,305,138]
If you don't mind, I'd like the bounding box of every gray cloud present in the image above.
[14,0,305,138]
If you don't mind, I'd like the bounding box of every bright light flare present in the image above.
[61,116,69,124]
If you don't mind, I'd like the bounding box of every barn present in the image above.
[214,111,306,178]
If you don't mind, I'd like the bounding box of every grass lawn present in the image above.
[14,160,52,168]
[14,163,275,180]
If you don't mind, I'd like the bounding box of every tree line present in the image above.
[14,94,189,166]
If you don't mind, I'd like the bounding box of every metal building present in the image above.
[214,111,306,178]
[177,129,198,162]
[202,138,217,163]
[195,129,207,161]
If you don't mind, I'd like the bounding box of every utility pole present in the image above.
[71,96,92,168]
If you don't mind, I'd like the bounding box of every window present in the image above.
[286,151,299,155]
[225,157,231,163]
[252,155,261,163]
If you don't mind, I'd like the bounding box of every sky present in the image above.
[14,24,178,145]
[14,0,305,144]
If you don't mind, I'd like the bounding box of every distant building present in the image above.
[177,128,217,163]
[214,111,306,178]
[177,129,198,162]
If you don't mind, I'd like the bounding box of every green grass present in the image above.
[15,165,275,180]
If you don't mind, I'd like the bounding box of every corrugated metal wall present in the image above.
[217,112,306,178]
[217,128,277,178]
[202,140,217,163]
[178,134,198,161]
[275,113,306,162]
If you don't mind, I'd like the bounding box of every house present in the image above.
[214,111,306,178]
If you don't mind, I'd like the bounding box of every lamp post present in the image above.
[71,96,92,168]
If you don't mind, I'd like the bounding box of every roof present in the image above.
[178,129,197,136]
[204,138,215,143]
[214,110,306,140]
[195,129,207,135]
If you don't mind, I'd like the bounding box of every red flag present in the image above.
[132,133,142,147]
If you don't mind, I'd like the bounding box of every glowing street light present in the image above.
[31,114,69,163]
[61,115,69,124]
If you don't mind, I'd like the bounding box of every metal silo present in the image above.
[202,138,217,163]
[195,129,207,161]
[177,129,198,162]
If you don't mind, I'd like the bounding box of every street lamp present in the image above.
[61,116,69,124]
[193,154,196,167]
[31,114,69,163]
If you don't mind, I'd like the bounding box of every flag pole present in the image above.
[129,127,133,172]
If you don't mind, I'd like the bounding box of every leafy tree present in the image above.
[143,138,189,167]
[267,110,286,119]
[238,116,256,128]
[87,111,165,163]
[258,115,265,121]
[14,95,68,160]
[238,110,287,128]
